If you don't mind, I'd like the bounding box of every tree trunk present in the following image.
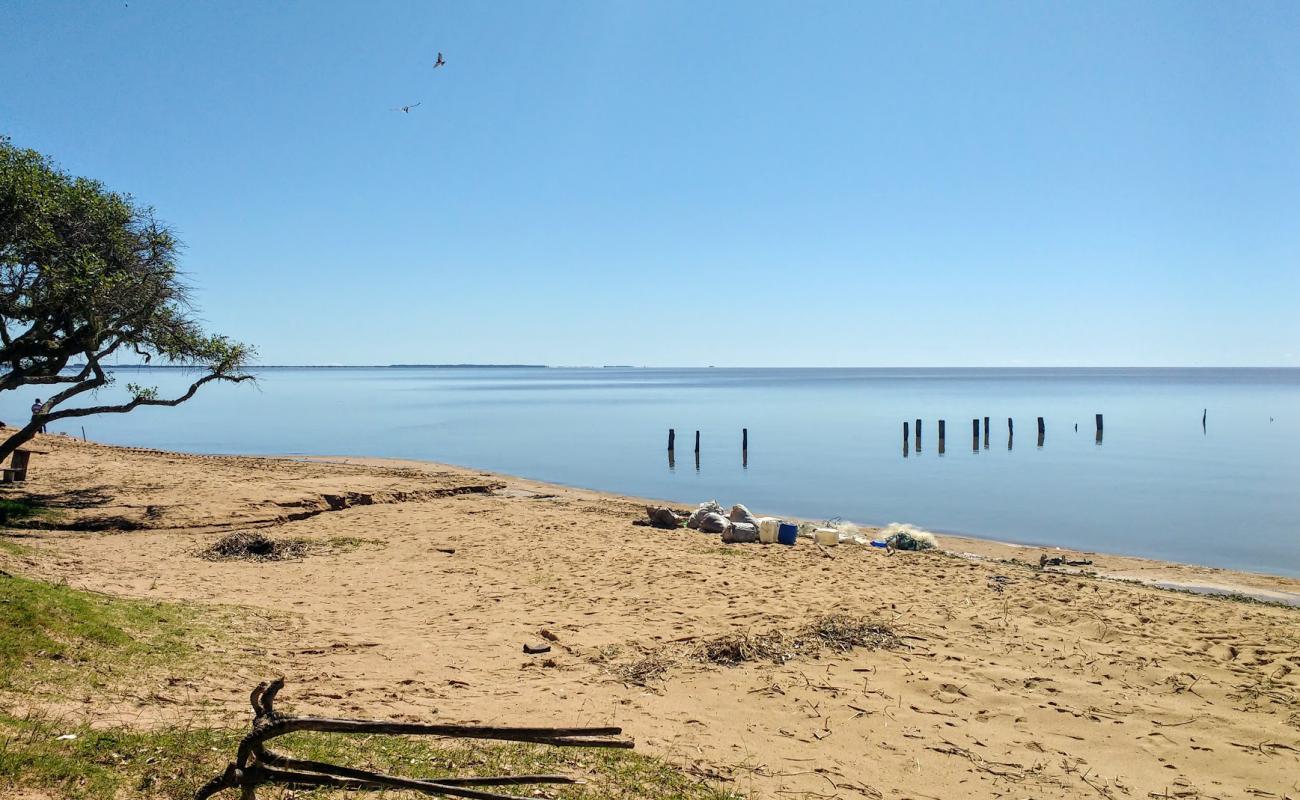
[0,419,43,465]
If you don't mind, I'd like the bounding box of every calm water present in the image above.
[7,367,1299,576]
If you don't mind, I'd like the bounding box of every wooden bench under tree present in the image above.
[1,447,49,484]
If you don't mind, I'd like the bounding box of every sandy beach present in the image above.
[2,433,1299,799]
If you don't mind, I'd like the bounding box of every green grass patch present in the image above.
[0,537,29,556]
[322,535,385,551]
[0,713,743,800]
[0,572,209,690]
[0,713,234,799]
[0,498,55,527]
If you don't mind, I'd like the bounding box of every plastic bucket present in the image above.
[777,522,798,546]
[758,517,779,544]
[814,528,839,546]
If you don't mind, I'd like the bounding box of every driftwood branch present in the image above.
[195,678,634,800]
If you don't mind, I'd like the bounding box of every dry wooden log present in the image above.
[195,678,633,799]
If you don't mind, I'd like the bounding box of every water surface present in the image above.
[7,367,1298,576]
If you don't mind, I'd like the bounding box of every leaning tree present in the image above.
[0,136,253,462]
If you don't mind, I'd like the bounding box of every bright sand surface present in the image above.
[3,434,1299,798]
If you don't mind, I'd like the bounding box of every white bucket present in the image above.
[814,528,839,546]
[758,517,780,544]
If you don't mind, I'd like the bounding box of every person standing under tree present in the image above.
[30,398,46,433]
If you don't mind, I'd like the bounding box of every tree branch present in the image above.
[41,371,253,422]
[43,355,109,410]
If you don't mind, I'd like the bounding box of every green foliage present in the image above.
[0,135,253,433]
[124,382,158,401]
[0,572,204,689]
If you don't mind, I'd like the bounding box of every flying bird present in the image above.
[393,102,422,114]
[434,52,446,68]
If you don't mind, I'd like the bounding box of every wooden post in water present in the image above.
[1007,417,1014,450]
[902,421,909,457]
[983,416,990,449]
[1202,408,1207,430]
[972,418,979,451]
[915,419,922,450]
[938,419,946,455]
[742,428,748,451]
[694,430,700,454]
[668,428,675,451]
[1095,414,1103,433]
[1037,416,1045,448]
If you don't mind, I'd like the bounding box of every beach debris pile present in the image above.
[638,502,941,552]
[877,523,937,551]
[686,500,729,532]
[196,678,634,800]
[687,500,766,542]
[201,530,308,562]
[644,505,687,529]
[1038,553,1094,569]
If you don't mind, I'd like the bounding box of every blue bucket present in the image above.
[777,522,798,546]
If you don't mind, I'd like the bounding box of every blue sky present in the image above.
[2,1,1297,366]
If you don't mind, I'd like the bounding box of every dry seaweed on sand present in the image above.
[694,630,798,666]
[615,652,676,685]
[694,614,901,667]
[803,613,902,654]
[201,531,309,562]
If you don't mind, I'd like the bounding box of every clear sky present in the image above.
[2,1,1297,367]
